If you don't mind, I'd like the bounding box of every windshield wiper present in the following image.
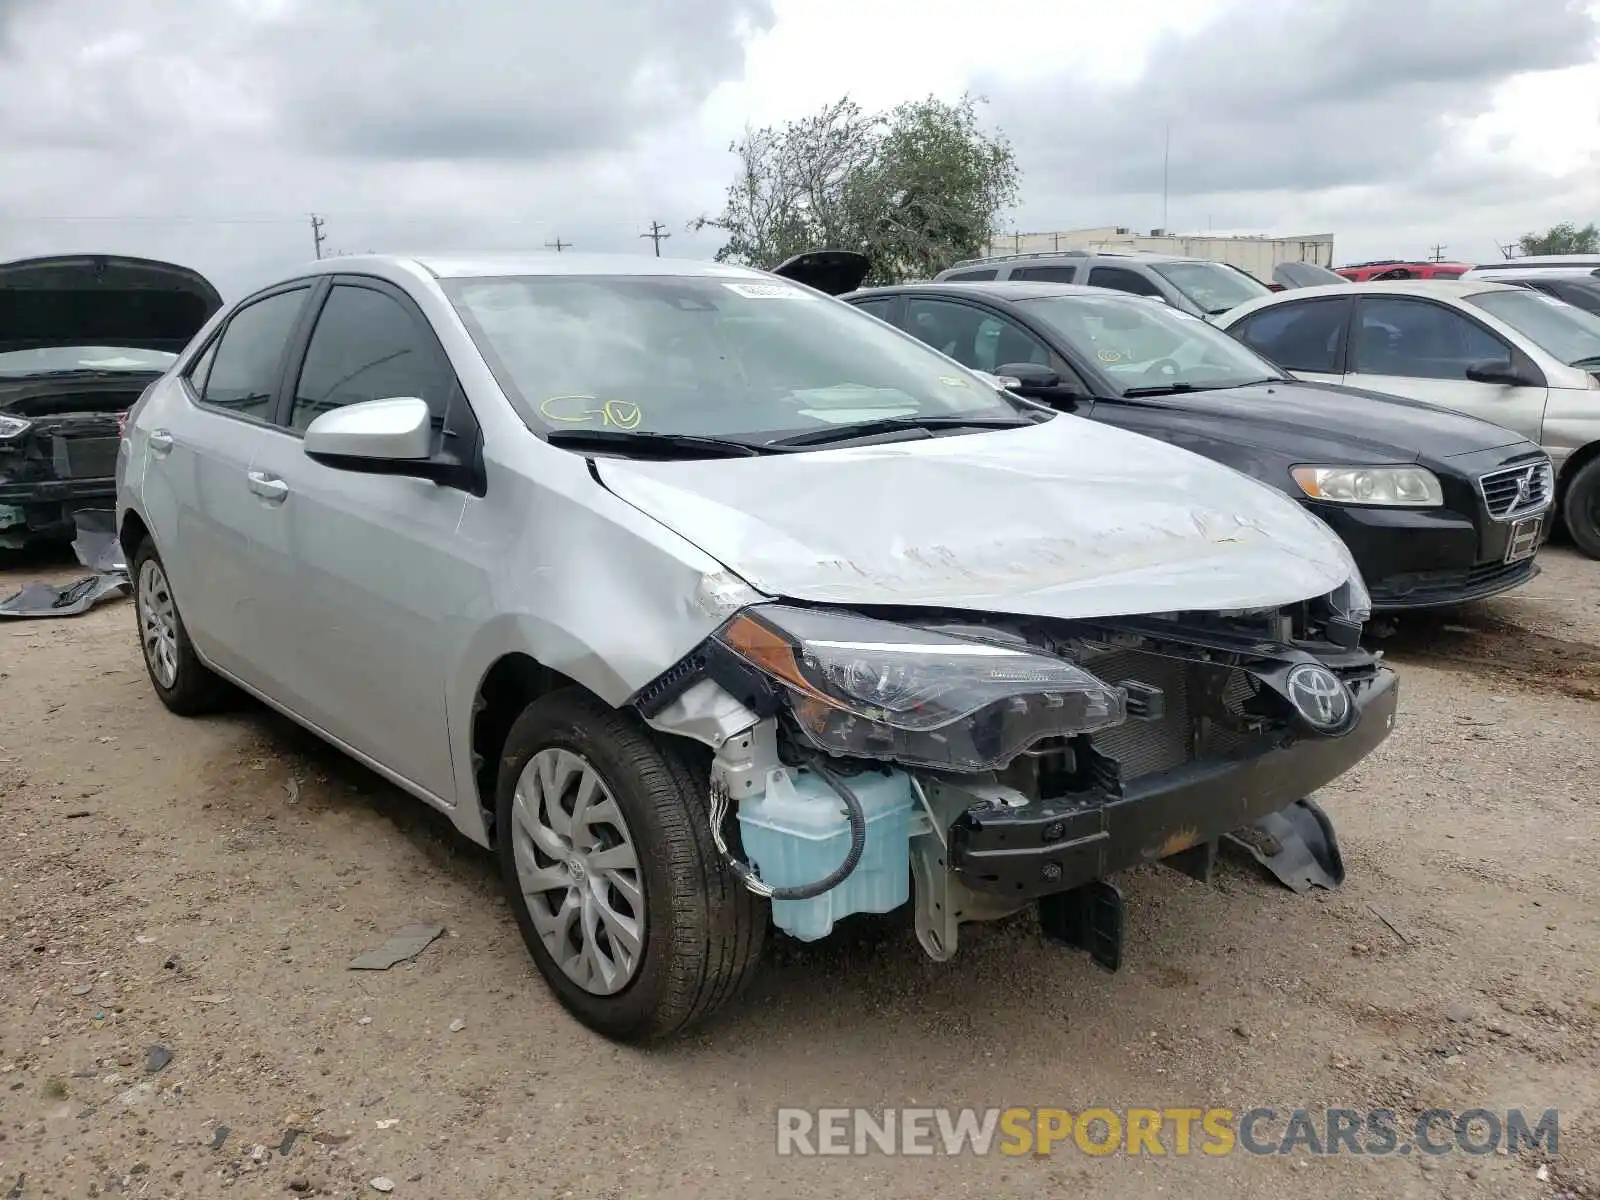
[1119,383,1218,397]
[1568,354,1600,369]
[544,428,770,459]
[765,415,1039,448]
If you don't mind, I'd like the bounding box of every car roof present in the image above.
[1220,277,1523,321]
[285,251,772,283]
[851,280,1156,303]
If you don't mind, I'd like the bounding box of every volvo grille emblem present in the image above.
[1512,467,1535,510]
[1285,664,1352,733]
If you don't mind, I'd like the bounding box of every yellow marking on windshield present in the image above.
[539,395,644,429]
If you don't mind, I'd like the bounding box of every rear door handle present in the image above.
[247,470,289,504]
[148,429,174,455]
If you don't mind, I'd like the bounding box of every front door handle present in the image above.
[247,470,289,504]
[148,429,174,455]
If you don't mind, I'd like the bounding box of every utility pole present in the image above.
[1497,241,1518,260]
[1428,243,1447,263]
[310,213,326,260]
[544,236,571,253]
[639,221,671,256]
[1161,121,1170,233]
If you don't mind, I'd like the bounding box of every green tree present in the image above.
[691,94,1019,284]
[1517,221,1599,256]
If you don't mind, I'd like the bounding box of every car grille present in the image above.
[51,435,119,480]
[1478,458,1553,520]
[1083,648,1194,781]
[1367,558,1538,605]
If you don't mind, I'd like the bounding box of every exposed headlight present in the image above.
[1291,465,1443,507]
[0,414,31,440]
[713,604,1127,772]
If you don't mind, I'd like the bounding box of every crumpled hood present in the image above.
[594,414,1358,620]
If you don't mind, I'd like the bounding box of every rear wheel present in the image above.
[1562,457,1600,560]
[131,539,230,715]
[495,687,765,1042]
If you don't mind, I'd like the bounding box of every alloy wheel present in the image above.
[138,558,180,689]
[510,747,646,996]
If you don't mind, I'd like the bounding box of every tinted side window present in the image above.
[1352,297,1509,380]
[1087,266,1162,297]
[290,285,452,432]
[186,338,219,396]
[850,297,897,321]
[1233,298,1347,373]
[903,298,1054,374]
[904,298,988,367]
[943,269,998,281]
[200,289,309,420]
[1012,265,1079,283]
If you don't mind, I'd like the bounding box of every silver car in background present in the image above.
[117,253,1395,1042]
[1219,279,1600,558]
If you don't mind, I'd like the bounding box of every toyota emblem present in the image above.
[1285,664,1353,734]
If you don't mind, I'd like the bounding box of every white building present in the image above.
[980,226,1336,280]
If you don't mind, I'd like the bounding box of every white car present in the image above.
[1217,279,1600,557]
[116,252,1395,1042]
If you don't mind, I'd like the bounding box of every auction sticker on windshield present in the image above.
[723,282,810,299]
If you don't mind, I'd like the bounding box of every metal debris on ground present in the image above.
[209,1126,231,1151]
[0,573,129,620]
[144,1045,172,1074]
[70,510,126,576]
[278,1128,301,1155]
[347,922,447,971]
[1369,902,1419,945]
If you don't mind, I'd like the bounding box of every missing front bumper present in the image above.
[946,667,1397,903]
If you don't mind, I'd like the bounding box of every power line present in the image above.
[640,220,671,256]
[544,236,571,253]
[310,213,326,260]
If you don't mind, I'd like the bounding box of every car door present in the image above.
[243,277,487,803]
[1226,295,1351,385]
[149,283,312,685]
[1342,295,1549,443]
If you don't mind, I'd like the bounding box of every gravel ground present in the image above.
[1,544,1597,1199]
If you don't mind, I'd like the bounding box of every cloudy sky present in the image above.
[1,0,1596,299]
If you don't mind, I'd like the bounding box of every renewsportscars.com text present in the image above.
[775,1106,1560,1157]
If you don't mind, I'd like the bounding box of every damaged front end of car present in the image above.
[0,388,139,548]
[631,573,1396,972]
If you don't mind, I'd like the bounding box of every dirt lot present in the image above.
[2,544,1597,1200]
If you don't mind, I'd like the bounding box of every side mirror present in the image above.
[996,363,1062,394]
[304,397,433,464]
[1464,359,1534,387]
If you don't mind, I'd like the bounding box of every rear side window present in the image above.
[850,296,897,321]
[1232,298,1348,374]
[942,269,998,281]
[199,288,309,421]
[1011,265,1079,283]
[290,285,452,432]
[1086,266,1163,297]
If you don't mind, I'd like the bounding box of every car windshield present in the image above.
[0,346,178,375]
[1465,288,1600,366]
[1017,293,1284,392]
[442,274,1025,441]
[1148,262,1271,314]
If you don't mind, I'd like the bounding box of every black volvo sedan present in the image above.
[831,278,1554,612]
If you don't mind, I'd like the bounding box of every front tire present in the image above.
[131,538,230,716]
[495,687,765,1042]
[1562,456,1600,560]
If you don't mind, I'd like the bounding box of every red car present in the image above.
[1336,260,1470,282]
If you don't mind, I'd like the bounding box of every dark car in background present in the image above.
[834,277,1554,612]
[0,254,222,548]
